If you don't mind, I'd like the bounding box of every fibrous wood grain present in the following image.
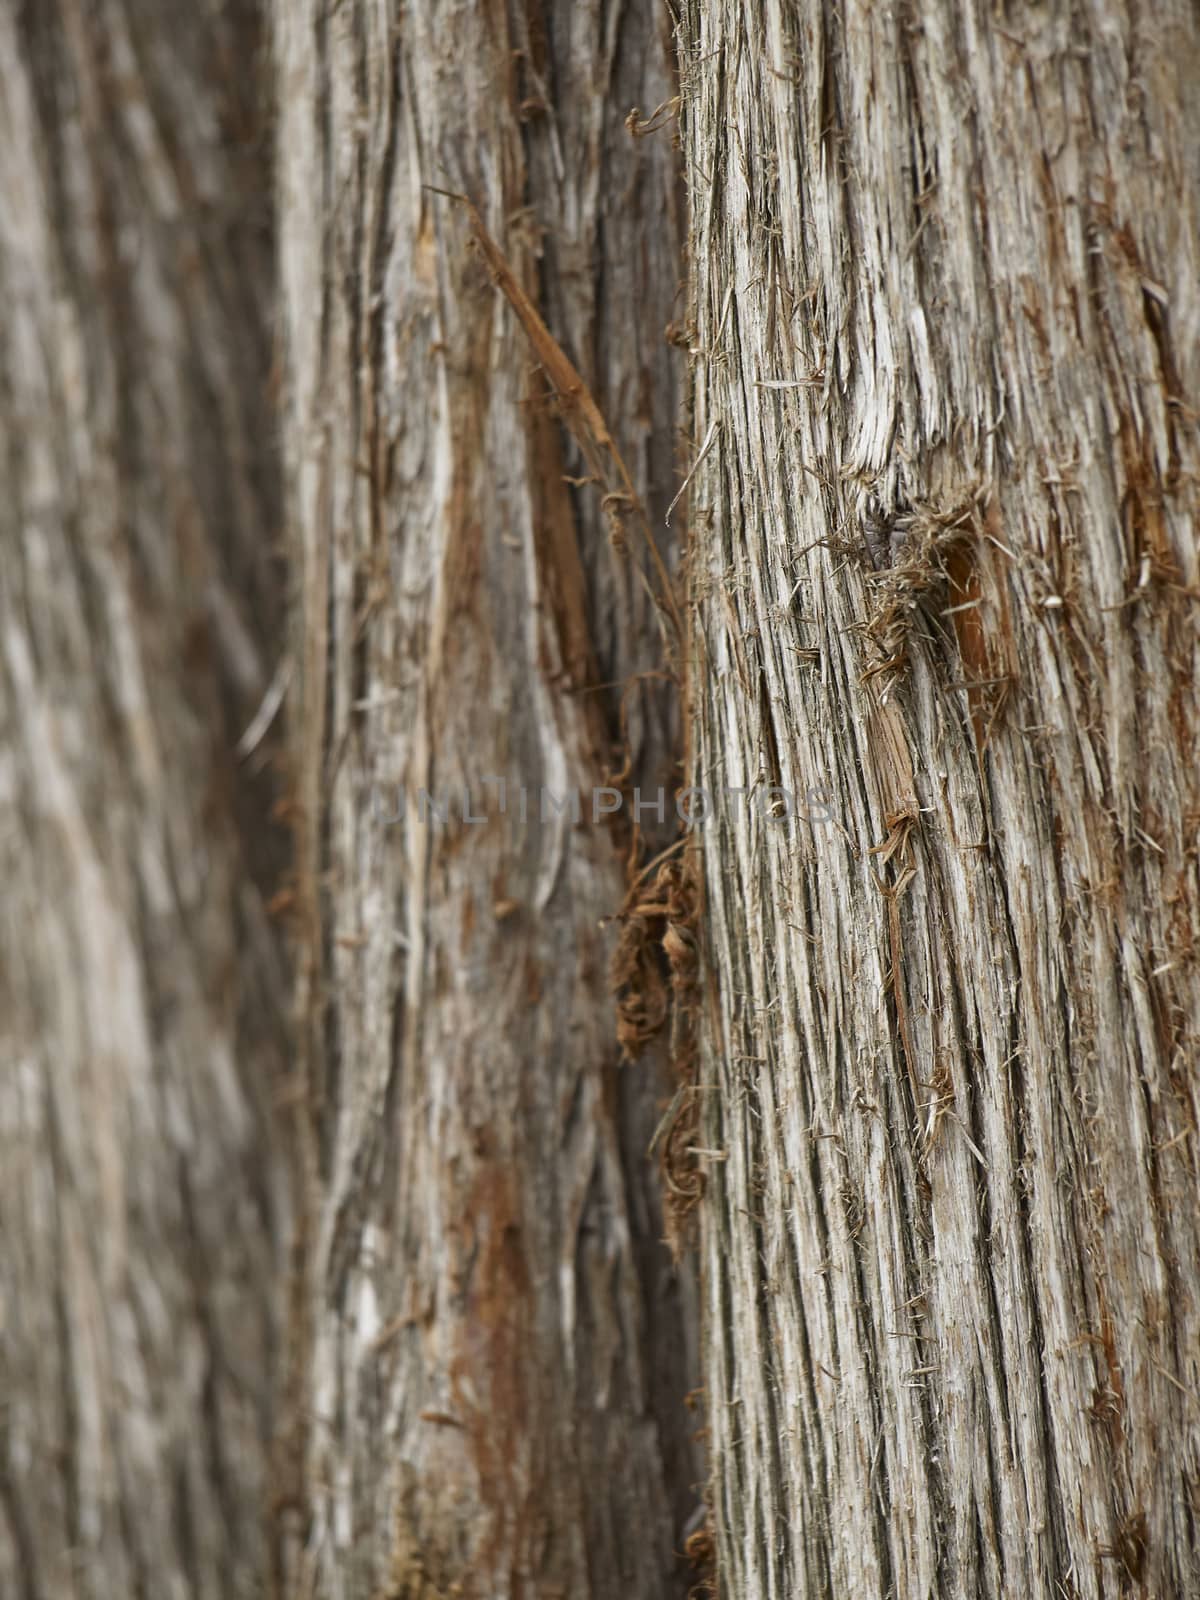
[272,3,699,1594]
[678,2,1200,1595]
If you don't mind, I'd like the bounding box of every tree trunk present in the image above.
[271,3,700,1596]
[9,3,1200,1598]
[0,4,288,1598]
[677,2,1200,1596]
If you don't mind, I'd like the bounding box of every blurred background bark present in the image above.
[0,2,288,1596]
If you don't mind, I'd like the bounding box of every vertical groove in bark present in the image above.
[678,2,1200,1596]
[0,3,287,1598]
[273,2,698,1595]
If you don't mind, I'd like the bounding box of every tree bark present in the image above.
[0,4,288,1597]
[678,2,1200,1596]
[272,3,699,1596]
[9,3,1200,1598]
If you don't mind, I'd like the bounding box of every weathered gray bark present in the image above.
[271,3,699,1596]
[678,2,1200,1596]
[0,4,287,1596]
[10,2,1200,1597]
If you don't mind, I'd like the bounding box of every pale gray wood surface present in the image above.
[678,2,1200,1594]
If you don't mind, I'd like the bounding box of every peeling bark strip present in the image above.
[426,184,686,655]
[0,3,287,1597]
[273,3,698,1595]
[678,2,1200,1597]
